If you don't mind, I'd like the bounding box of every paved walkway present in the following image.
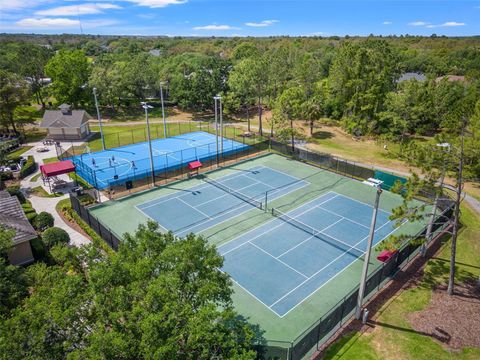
[20,143,91,248]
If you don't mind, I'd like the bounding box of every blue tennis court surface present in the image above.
[136,166,309,237]
[219,191,401,317]
[70,131,249,189]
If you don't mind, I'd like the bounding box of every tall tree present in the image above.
[229,57,269,136]
[0,223,257,359]
[18,44,53,108]
[328,40,400,134]
[45,50,90,107]
[0,70,30,132]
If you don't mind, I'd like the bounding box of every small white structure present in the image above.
[40,104,91,140]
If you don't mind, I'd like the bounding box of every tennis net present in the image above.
[205,178,263,210]
[271,208,364,257]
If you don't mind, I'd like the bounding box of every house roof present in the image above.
[40,109,91,129]
[397,72,427,83]
[435,75,466,83]
[0,192,37,245]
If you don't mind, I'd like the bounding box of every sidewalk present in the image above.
[20,142,91,248]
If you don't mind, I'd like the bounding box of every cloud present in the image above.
[408,21,429,26]
[193,24,240,30]
[382,21,392,25]
[125,0,187,8]
[439,21,466,27]
[426,21,466,28]
[15,17,81,27]
[35,3,121,16]
[1,0,52,11]
[14,16,117,29]
[245,19,278,27]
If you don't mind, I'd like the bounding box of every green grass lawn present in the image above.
[6,146,33,159]
[324,203,480,360]
[30,172,42,182]
[30,185,62,198]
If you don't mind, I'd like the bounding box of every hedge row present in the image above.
[20,155,36,178]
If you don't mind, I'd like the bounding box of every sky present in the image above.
[0,1,479,36]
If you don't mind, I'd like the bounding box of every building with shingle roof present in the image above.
[0,191,36,266]
[40,104,91,140]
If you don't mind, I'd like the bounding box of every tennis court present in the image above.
[70,131,248,189]
[88,152,429,346]
[219,191,401,317]
[136,165,308,237]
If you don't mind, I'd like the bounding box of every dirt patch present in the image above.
[407,280,480,350]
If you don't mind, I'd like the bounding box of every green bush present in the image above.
[35,211,54,231]
[20,155,36,178]
[30,237,46,261]
[42,227,70,249]
[6,185,26,204]
[78,193,95,206]
[0,171,13,181]
[26,212,37,224]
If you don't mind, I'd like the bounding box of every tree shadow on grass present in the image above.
[312,130,334,140]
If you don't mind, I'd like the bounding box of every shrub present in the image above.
[30,237,46,261]
[0,171,13,181]
[26,212,37,224]
[78,193,95,206]
[35,212,54,231]
[42,227,70,249]
[6,185,26,204]
[19,155,36,178]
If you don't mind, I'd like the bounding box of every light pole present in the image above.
[219,95,223,155]
[214,95,220,167]
[423,142,451,256]
[355,183,383,320]
[160,81,167,138]
[141,101,155,186]
[92,87,105,151]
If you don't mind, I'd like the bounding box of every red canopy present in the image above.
[188,160,202,170]
[40,160,75,177]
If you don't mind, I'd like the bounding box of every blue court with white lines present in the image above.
[218,191,401,317]
[136,165,308,238]
[70,131,249,189]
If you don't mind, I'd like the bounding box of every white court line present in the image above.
[177,197,213,219]
[335,193,391,217]
[249,242,308,279]
[274,217,405,318]
[134,205,169,233]
[317,204,371,230]
[219,194,339,257]
[179,179,313,238]
[194,179,265,208]
[226,277,281,317]
[138,166,266,210]
[276,217,345,259]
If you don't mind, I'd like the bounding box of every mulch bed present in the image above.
[407,280,480,350]
[57,208,92,241]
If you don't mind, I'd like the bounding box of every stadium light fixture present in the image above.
[92,87,105,151]
[159,81,167,139]
[141,102,155,186]
[355,183,382,320]
[214,95,221,167]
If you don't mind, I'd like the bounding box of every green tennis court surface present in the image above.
[89,153,428,343]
